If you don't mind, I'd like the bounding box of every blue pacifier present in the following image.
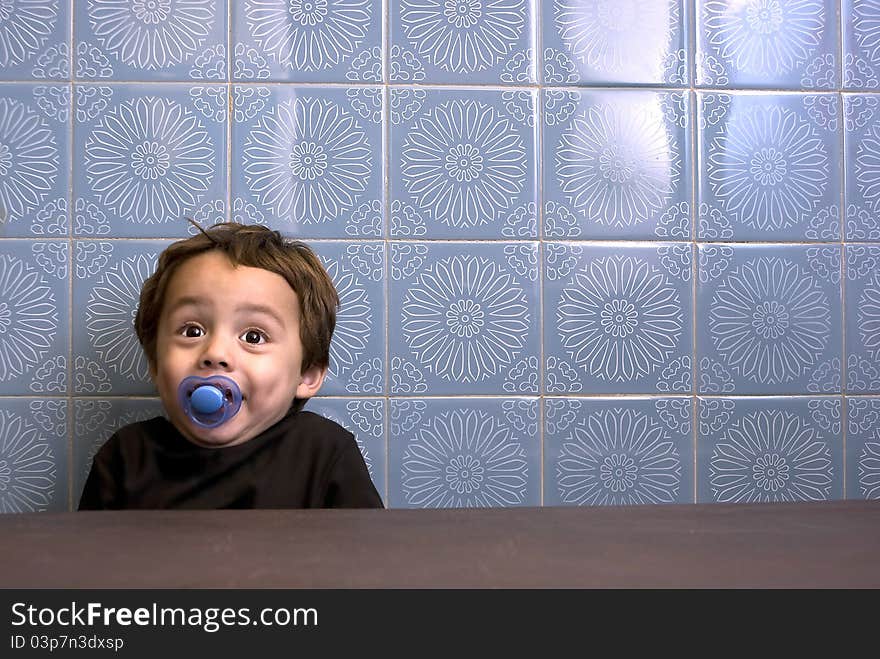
[177,375,242,428]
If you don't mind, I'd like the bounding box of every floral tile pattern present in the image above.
[543,90,692,240]
[390,0,536,84]
[544,243,694,394]
[388,397,540,508]
[308,242,385,396]
[846,397,880,499]
[390,242,540,395]
[232,85,384,238]
[697,244,843,395]
[303,397,386,503]
[843,0,880,89]
[72,398,165,506]
[0,0,70,81]
[232,0,381,82]
[697,92,842,242]
[844,94,880,240]
[0,241,69,395]
[697,396,843,503]
[0,1,876,512]
[696,0,838,89]
[73,84,227,238]
[75,0,228,81]
[72,240,166,396]
[390,88,537,239]
[0,84,71,237]
[543,0,688,86]
[544,397,694,506]
[846,245,880,392]
[0,398,68,513]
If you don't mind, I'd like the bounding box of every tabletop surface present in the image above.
[2,500,879,588]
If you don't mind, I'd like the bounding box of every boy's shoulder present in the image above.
[293,410,356,447]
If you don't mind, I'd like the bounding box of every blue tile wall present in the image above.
[0,1,876,511]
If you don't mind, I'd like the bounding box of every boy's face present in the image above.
[150,251,326,448]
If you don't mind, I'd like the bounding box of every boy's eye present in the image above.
[182,325,204,338]
[240,329,267,345]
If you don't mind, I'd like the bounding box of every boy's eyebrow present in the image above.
[167,297,288,326]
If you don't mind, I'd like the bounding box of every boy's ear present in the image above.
[295,364,327,399]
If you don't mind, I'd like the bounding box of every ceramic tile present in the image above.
[697,244,843,394]
[232,0,381,82]
[390,88,537,239]
[75,0,227,81]
[0,1,70,81]
[696,0,838,89]
[843,0,880,90]
[388,397,540,508]
[697,396,843,503]
[0,84,71,237]
[390,242,540,395]
[846,397,880,499]
[697,92,842,242]
[544,397,694,506]
[0,398,68,512]
[390,0,536,84]
[303,397,386,504]
[72,240,167,396]
[72,398,164,506]
[544,242,694,394]
[844,94,880,241]
[308,241,385,396]
[543,90,692,240]
[232,85,384,238]
[0,241,69,395]
[846,245,880,392]
[542,0,688,85]
[72,84,227,237]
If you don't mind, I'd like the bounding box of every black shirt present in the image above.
[78,410,384,510]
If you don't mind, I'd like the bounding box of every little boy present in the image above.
[78,222,383,509]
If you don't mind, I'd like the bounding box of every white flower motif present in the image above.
[704,0,824,75]
[0,255,57,382]
[402,408,528,507]
[85,254,156,382]
[557,255,683,382]
[856,125,880,210]
[87,0,214,70]
[708,105,827,230]
[857,274,880,359]
[853,0,880,61]
[555,0,674,74]
[710,409,833,502]
[401,254,530,383]
[244,97,372,223]
[0,0,56,67]
[323,258,371,374]
[400,0,525,73]
[0,97,59,223]
[708,257,830,385]
[556,408,681,505]
[401,99,526,228]
[859,437,880,499]
[245,0,371,71]
[0,411,55,512]
[557,104,677,227]
[84,97,214,225]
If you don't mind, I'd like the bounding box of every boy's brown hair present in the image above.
[134,222,338,406]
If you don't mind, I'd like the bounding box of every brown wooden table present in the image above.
[1,500,878,588]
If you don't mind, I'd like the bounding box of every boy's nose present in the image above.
[199,338,231,370]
